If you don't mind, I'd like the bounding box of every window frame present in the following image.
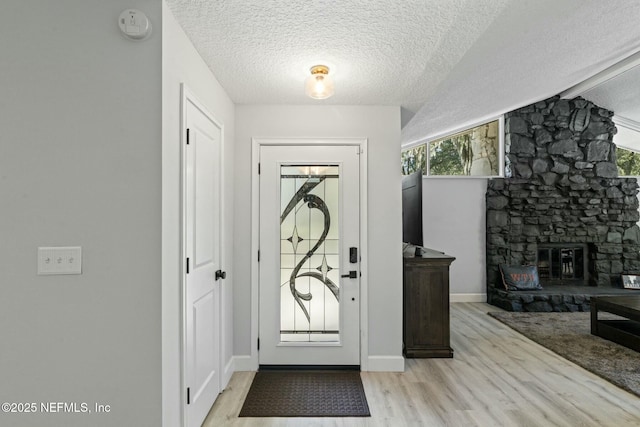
[615,144,640,178]
[402,115,505,178]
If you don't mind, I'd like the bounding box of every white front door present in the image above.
[183,93,222,427]
[259,144,361,366]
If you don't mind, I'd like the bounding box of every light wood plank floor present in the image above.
[203,303,640,426]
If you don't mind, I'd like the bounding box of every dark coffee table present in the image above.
[591,295,640,352]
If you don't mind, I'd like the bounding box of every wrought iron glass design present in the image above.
[280,165,340,342]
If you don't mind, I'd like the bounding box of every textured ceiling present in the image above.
[569,52,640,151]
[165,0,640,145]
[401,0,640,144]
[579,63,640,127]
[165,0,510,112]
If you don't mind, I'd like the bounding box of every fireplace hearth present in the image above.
[486,95,640,312]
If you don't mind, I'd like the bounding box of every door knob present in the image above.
[215,270,226,280]
[341,271,357,279]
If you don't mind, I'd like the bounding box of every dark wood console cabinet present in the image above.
[403,252,455,358]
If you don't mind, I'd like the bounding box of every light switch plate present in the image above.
[38,247,82,275]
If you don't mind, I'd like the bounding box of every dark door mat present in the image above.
[238,370,371,417]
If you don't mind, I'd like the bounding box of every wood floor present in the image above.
[202,302,640,426]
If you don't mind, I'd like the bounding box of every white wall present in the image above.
[162,3,236,425]
[0,1,162,426]
[422,179,487,301]
[234,105,404,370]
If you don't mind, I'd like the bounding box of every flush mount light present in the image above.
[305,65,335,99]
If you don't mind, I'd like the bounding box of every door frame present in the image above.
[250,138,369,370]
[180,84,225,426]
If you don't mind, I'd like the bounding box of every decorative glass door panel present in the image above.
[259,143,360,366]
[280,165,340,343]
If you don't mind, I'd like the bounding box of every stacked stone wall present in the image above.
[487,96,640,296]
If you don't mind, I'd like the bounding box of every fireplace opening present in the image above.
[537,244,588,285]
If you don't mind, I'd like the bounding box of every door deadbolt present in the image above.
[349,247,358,263]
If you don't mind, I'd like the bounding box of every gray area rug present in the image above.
[488,311,640,397]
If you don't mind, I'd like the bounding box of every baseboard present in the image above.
[366,356,405,372]
[232,355,257,372]
[222,357,234,389]
[450,293,486,303]
[231,354,406,372]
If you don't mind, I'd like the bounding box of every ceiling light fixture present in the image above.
[305,65,335,99]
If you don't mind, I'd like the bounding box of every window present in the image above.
[401,118,503,177]
[401,144,425,175]
[616,146,640,176]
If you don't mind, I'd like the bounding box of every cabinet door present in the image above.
[405,267,445,346]
[403,258,454,358]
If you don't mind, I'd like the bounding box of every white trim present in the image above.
[250,137,369,370]
[250,139,261,371]
[222,356,234,387]
[178,84,188,427]
[450,293,486,303]
[613,115,640,155]
[180,84,225,427]
[218,109,230,396]
[358,140,369,371]
[613,115,640,154]
[402,116,505,178]
[366,356,405,372]
[614,115,640,134]
[402,114,505,150]
[255,137,367,147]
[418,175,501,180]
[561,49,640,99]
[217,103,229,395]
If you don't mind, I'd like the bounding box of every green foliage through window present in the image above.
[401,144,426,175]
[401,119,501,177]
[429,134,471,175]
[616,146,640,176]
[429,139,465,175]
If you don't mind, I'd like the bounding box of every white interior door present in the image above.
[259,144,361,366]
[184,93,222,427]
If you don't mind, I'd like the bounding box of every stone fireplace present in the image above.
[486,95,640,311]
[537,243,588,285]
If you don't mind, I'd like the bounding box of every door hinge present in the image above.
[257,250,260,262]
[258,162,261,174]
[186,257,190,274]
[186,128,190,145]
[257,338,260,351]
[186,387,190,404]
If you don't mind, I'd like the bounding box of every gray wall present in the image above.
[0,1,162,426]
[422,178,487,300]
[234,105,404,368]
